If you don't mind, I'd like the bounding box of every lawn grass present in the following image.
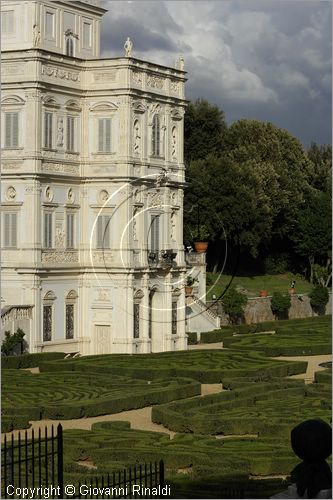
[206,272,313,300]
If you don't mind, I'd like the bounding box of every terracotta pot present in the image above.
[288,288,296,295]
[194,241,208,253]
[260,290,268,297]
[185,286,193,296]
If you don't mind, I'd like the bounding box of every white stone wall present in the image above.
[1,0,188,355]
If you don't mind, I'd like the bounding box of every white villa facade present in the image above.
[1,0,190,355]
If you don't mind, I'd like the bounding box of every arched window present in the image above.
[66,36,74,57]
[172,288,181,335]
[133,290,144,339]
[43,291,56,342]
[65,290,78,339]
[152,114,160,156]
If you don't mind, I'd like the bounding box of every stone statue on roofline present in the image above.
[124,37,133,57]
[175,55,185,70]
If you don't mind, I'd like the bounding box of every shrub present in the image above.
[271,292,291,319]
[222,287,248,324]
[1,352,65,369]
[1,328,26,356]
[309,286,329,315]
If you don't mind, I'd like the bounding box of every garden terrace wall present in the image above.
[206,293,332,325]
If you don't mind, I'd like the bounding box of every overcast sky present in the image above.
[100,0,332,147]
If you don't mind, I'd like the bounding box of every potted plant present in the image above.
[260,290,268,297]
[185,275,198,296]
[192,224,210,253]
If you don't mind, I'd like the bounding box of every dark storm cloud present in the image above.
[100,0,332,146]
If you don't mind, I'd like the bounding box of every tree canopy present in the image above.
[183,99,332,280]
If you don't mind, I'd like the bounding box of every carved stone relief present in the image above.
[6,186,16,201]
[147,75,164,89]
[45,186,53,202]
[67,188,75,204]
[41,163,79,175]
[41,250,79,263]
[42,65,80,82]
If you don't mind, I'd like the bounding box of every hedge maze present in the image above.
[151,376,331,436]
[200,315,332,356]
[2,370,200,433]
[2,316,331,498]
[62,422,298,497]
[38,349,307,383]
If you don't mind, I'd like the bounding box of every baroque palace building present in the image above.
[1,0,190,354]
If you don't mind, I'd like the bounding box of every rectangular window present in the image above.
[133,303,140,339]
[44,112,53,149]
[172,302,177,335]
[44,213,53,248]
[43,305,52,341]
[4,112,19,148]
[66,213,75,248]
[45,12,54,37]
[2,11,14,34]
[96,215,111,249]
[98,118,111,152]
[150,215,160,252]
[66,116,75,151]
[3,212,17,248]
[65,304,74,339]
[83,22,91,48]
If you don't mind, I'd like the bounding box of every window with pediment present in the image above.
[65,290,78,339]
[43,291,56,342]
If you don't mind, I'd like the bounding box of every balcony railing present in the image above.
[148,250,177,268]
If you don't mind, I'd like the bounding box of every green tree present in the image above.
[185,154,280,258]
[309,286,329,315]
[1,328,25,356]
[290,191,331,284]
[222,287,248,324]
[224,119,313,240]
[307,142,332,193]
[184,98,227,164]
[271,292,291,320]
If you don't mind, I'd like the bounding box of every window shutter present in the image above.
[67,116,74,151]
[150,215,160,252]
[11,213,17,247]
[5,114,12,147]
[67,213,74,248]
[104,215,110,248]
[48,114,53,148]
[4,213,10,247]
[105,119,111,152]
[97,215,103,248]
[44,213,52,247]
[98,119,104,152]
[12,113,18,147]
[44,113,53,148]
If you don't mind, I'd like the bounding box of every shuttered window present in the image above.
[152,114,160,156]
[44,213,53,248]
[2,11,14,34]
[44,112,53,149]
[66,213,75,248]
[66,37,74,57]
[96,215,111,249]
[98,118,111,152]
[150,215,160,252]
[83,22,91,48]
[3,212,17,248]
[5,113,19,148]
[66,116,75,151]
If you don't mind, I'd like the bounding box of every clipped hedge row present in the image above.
[39,350,307,383]
[2,368,200,429]
[2,352,65,369]
[152,377,330,436]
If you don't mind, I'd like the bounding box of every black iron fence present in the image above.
[70,460,165,499]
[1,424,63,499]
[1,424,165,499]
